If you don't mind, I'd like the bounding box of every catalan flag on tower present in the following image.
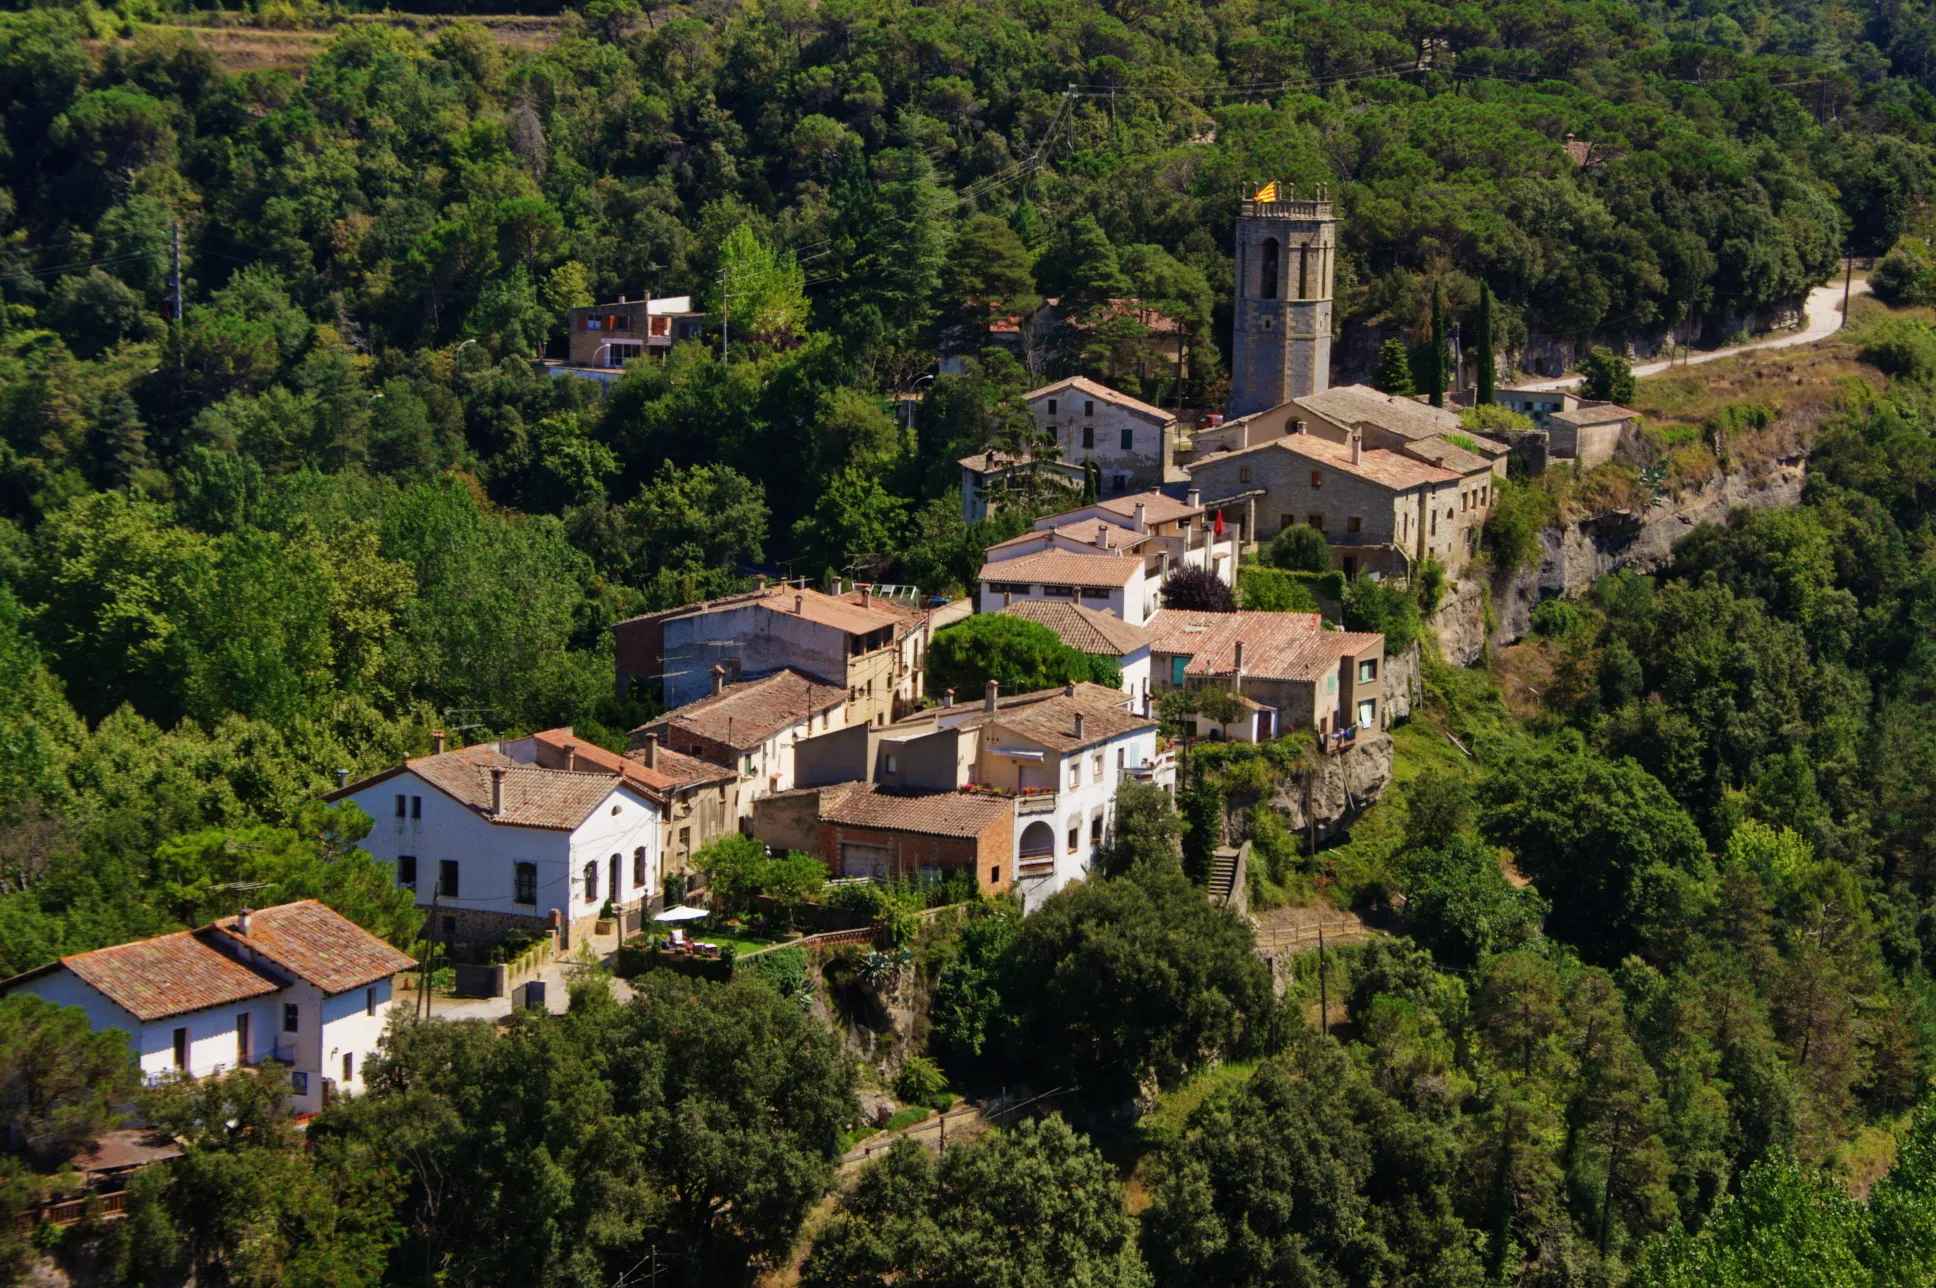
[1254,180,1279,202]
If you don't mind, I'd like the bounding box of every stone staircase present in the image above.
[1208,842,1248,912]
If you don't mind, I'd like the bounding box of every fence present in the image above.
[12,1190,128,1236]
[1251,917,1377,956]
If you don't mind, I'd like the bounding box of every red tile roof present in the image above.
[1193,433,1463,492]
[626,741,737,788]
[750,586,904,636]
[1026,375,1174,423]
[999,600,1154,656]
[211,901,416,996]
[978,549,1144,590]
[989,520,1151,556]
[528,727,677,796]
[407,746,637,830]
[644,669,846,751]
[45,932,281,1022]
[1093,491,1203,527]
[820,784,1015,838]
[1144,609,1380,682]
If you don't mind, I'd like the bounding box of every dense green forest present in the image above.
[6,0,1936,1282]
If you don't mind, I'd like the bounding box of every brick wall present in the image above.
[816,818,1015,897]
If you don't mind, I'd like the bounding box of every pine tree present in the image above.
[1477,280,1496,404]
[1428,279,1447,408]
[1372,339,1415,396]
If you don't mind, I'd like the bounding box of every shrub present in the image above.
[1528,597,1580,637]
[1483,475,1555,575]
[1861,317,1936,384]
[928,614,1119,699]
[893,1055,947,1104]
[1237,565,1319,613]
[1160,565,1237,612]
[1580,346,1636,403]
[1871,241,1936,307]
[1342,577,1420,655]
[1413,556,1447,615]
[1461,404,1534,434]
[1267,523,1332,572]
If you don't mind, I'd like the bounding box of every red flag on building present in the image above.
[1214,510,1225,536]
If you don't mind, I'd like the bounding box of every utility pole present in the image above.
[1317,924,1329,1035]
[719,262,729,362]
[170,220,183,368]
[1844,250,1855,315]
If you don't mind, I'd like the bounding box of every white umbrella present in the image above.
[653,905,710,923]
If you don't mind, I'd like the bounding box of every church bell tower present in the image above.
[1227,182,1337,418]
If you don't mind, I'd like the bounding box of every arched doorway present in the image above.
[1019,821,1055,862]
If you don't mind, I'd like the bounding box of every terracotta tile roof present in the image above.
[1295,384,1464,442]
[626,742,737,788]
[1147,608,1318,656]
[1403,435,1497,475]
[612,585,903,639]
[408,746,632,830]
[211,901,416,996]
[644,669,846,751]
[1148,608,1381,682]
[978,549,1144,589]
[820,784,1014,838]
[957,450,1085,477]
[1192,433,1462,492]
[1026,375,1174,424]
[983,682,1157,752]
[42,931,281,1022]
[750,586,903,636]
[999,600,1154,656]
[990,519,1151,557]
[528,728,677,796]
[1093,491,1203,527]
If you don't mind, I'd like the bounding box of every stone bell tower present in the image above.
[1227,182,1337,418]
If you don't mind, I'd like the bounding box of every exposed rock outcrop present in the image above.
[1432,455,1808,664]
[1258,731,1395,844]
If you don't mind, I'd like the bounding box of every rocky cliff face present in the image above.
[1257,731,1396,845]
[1431,454,1808,664]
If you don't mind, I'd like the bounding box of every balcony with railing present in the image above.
[141,1043,302,1087]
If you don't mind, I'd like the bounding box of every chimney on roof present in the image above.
[1235,641,1246,674]
[432,730,446,755]
[619,294,627,303]
[984,679,999,713]
[712,665,728,696]
[1134,501,1148,533]
[237,907,251,936]
[1188,488,1201,509]
[1293,418,1307,435]
[335,768,348,790]
[1094,526,1109,549]
[1004,591,1012,607]
[563,740,578,771]
[641,732,658,768]
[1350,430,1362,465]
[490,766,506,817]
[861,585,873,608]
[1075,712,1086,740]
[756,575,768,591]
[944,688,955,708]
[833,578,843,595]
[795,594,805,614]
[1065,679,1078,697]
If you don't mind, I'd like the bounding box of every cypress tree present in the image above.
[1428,279,1447,408]
[1477,280,1496,404]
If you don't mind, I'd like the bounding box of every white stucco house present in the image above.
[329,739,665,948]
[1,901,414,1114]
